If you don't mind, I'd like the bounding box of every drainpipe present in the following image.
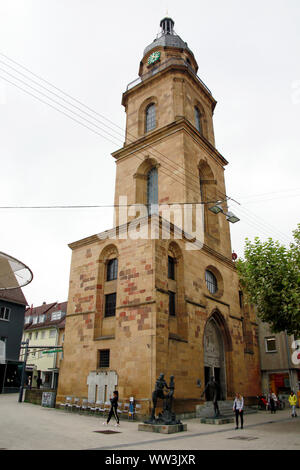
[51,327,59,389]
[285,331,294,391]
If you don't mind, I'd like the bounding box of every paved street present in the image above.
[0,394,299,451]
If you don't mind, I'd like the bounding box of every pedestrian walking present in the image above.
[103,391,120,426]
[27,376,32,389]
[233,392,244,429]
[288,391,298,418]
[36,377,42,389]
[267,390,277,414]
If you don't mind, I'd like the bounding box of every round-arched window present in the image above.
[145,103,156,132]
[205,269,218,294]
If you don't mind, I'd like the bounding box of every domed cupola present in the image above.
[143,17,194,57]
[139,17,198,77]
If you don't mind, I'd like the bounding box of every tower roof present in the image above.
[143,17,194,57]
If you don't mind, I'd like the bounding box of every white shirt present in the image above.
[233,396,244,411]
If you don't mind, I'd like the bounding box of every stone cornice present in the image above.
[111,118,228,168]
[68,216,235,273]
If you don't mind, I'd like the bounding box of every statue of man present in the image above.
[201,376,221,418]
[150,373,169,420]
[166,375,175,412]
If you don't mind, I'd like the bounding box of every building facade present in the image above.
[57,17,261,413]
[258,320,300,398]
[22,301,66,389]
[0,288,28,393]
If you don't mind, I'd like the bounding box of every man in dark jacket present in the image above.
[104,391,120,426]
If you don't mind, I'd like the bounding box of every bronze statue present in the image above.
[145,373,182,425]
[150,373,169,421]
[201,376,221,418]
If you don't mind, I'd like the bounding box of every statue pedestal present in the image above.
[200,417,234,425]
[138,423,187,434]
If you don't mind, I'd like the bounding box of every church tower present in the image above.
[57,18,261,415]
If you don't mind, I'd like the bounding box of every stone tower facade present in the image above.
[57,18,261,413]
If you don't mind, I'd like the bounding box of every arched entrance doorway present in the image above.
[203,316,226,400]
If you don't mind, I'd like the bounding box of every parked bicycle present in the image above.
[257,394,268,410]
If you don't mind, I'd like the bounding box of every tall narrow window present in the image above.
[145,103,156,132]
[147,167,158,214]
[168,256,175,280]
[105,293,116,317]
[106,258,118,281]
[169,291,176,316]
[194,106,202,133]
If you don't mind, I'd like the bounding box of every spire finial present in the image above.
[160,16,174,35]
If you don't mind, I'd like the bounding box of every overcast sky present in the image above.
[0,0,299,306]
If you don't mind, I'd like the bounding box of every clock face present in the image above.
[148,51,161,65]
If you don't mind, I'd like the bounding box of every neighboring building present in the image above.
[57,17,261,413]
[0,288,28,393]
[258,320,300,397]
[22,301,66,389]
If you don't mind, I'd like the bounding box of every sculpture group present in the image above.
[145,373,182,425]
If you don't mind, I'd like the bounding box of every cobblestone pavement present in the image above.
[0,394,299,450]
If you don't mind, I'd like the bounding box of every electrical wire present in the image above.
[0,53,294,244]
[0,52,225,200]
[0,71,232,214]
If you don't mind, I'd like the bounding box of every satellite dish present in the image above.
[0,251,33,290]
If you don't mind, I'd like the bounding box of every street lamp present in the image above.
[208,202,240,223]
[225,211,240,224]
[208,202,223,214]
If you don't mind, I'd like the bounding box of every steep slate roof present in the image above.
[24,301,67,330]
[0,287,28,306]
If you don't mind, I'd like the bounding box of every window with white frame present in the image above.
[51,311,62,321]
[32,316,38,324]
[0,307,11,321]
[265,337,277,353]
[49,330,56,338]
[25,316,32,324]
[41,331,45,339]
[38,314,45,323]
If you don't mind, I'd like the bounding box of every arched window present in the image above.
[195,106,202,133]
[147,167,158,214]
[205,269,218,294]
[145,103,156,132]
[106,258,118,281]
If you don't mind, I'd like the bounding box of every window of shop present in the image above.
[265,337,277,353]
